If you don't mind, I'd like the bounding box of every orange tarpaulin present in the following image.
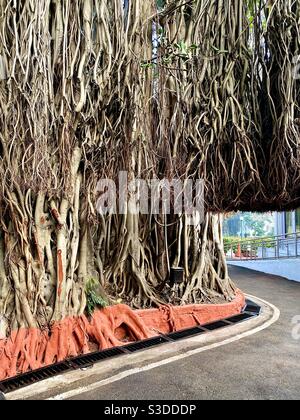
[0,291,245,381]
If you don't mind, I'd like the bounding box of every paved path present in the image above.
[230,258,300,282]
[71,266,300,400]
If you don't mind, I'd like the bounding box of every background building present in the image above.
[229,210,300,283]
[274,210,300,236]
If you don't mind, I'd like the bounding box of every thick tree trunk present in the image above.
[0,186,235,333]
[0,148,88,334]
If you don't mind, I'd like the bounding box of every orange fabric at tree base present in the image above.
[135,290,245,335]
[0,291,245,381]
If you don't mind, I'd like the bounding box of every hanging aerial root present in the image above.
[0,292,245,381]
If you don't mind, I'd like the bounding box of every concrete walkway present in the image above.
[71,266,300,400]
[230,258,300,282]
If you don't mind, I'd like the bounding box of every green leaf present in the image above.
[85,279,108,316]
[141,62,155,69]
[211,45,229,54]
[157,0,165,10]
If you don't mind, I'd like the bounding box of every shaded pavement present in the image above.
[71,266,300,400]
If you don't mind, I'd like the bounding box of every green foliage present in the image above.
[175,40,189,56]
[247,0,267,31]
[85,279,108,316]
[156,0,165,10]
[224,236,276,254]
[224,237,248,253]
[141,62,155,69]
[141,39,199,70]
[172,41,197,58]
[211,45,229,54]
[242,213,274,237]
[224,212,274,238]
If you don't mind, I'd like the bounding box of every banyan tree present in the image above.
[0,0,299,378]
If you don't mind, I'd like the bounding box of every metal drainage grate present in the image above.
[0,361,72,394]
[168,326,206,341]
[245,300,261,315]
[123,336,169,353]
[204,320,231,331]
[226,312,255,324]
[69,347,126,369]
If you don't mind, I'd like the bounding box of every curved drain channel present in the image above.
[0,299,261,396]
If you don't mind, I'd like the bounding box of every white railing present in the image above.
[225,232,300,261]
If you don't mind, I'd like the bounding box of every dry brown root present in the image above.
[0,147,103,334]
[261,1,300,204]
[167,213,236,306]
[105,211,164,309]
[0,178,234,338]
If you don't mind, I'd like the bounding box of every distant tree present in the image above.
[224,213,274,238]
[242,213,274,237]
